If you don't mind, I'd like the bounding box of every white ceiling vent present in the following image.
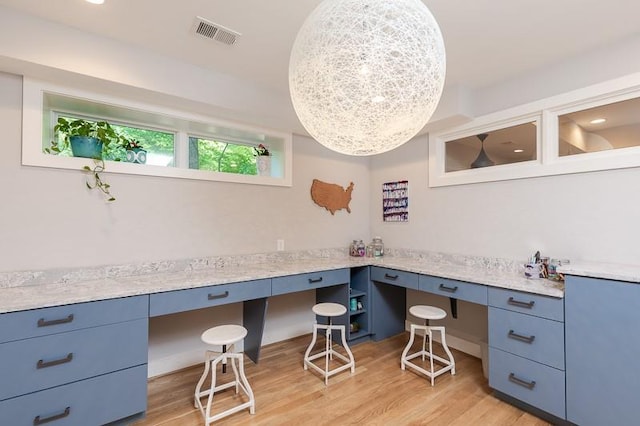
[193,16,241,46]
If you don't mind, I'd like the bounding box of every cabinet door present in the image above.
[565,276,640,426]
[0,365,147,426]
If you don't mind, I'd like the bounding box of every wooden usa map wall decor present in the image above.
[310,179,354,215]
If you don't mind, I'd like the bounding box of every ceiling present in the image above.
[1,0,639,101]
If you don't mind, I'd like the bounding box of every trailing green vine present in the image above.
[83,159,115,202]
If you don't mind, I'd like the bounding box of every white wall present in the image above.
[0,71,370,375]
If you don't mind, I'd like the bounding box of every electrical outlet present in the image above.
[277,239,285,251]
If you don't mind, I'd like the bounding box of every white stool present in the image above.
[303,302,355,385]
[194,325,255,425]
[401,305,456,386]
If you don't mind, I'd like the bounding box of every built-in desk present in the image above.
[0,255,565,425]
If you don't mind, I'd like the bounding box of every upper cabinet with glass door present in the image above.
[558,97,640,157]
[430,74,640,187]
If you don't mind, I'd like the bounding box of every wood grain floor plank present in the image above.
[134,333,550,426]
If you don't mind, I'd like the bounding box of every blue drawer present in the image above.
[489,307,564,370]
[489,347,565,420]
[419,275,488,305]
[149,278,271,317]
[272,269,349,296]
[370,267,418,289]
[0,296,148,344]
[488,288,563,321]
[0,318,148,401]
[0,365,147,426]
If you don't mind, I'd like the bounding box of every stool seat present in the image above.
[304,302,355,385]
[195,324,255,425]
[201,324,247,346]
[401,305,455,386]
[312,302,347,317]
[409,305,446,321]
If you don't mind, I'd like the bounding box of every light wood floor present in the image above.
[134,333,550,426]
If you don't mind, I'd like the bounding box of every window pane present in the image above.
[49,115,175,166]
[558,97,640,157]
[189,137,258,175]
[445,122,537,172]
[112,124,175,166]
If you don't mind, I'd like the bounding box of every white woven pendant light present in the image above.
[289,0,446,156]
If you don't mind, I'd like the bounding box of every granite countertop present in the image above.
[0,249,568,314]
[558,261,640,283]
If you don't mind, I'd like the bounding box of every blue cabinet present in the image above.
[272,268,349,295]
[149,278,271,316]
[419,275,487,305]
[0,296,149,425]
[488,288,565,420]
[565,276,640,426]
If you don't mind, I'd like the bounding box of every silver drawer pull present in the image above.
[439,284,458,293]
[308,277,323,283]
[508,330,536,344]
[37,314,74,327]
[507,297,535,309]
[384,273,398,280]
[34,407,71,425]
[208,291,229,300]
[37,353,74,369]
[508,373,536,390]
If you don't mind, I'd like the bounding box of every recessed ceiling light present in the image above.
[86,0,105,4]
[513,149,524,153]
[590,118,606,124]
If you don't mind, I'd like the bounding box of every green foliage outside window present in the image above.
[190,137,258,175]
[112,124,174,166]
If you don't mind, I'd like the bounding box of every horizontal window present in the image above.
[22,79,292,186]
[558,96,640,157]
[445,122,537,172]
[429,74,640,187]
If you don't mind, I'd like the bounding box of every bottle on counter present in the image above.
[349,240,358,257]
[357,240,366,257]
[373,236,384,257]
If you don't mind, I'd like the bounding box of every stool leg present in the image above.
[428,328,435,386]
[195,351,212,409]
[230,352,240,394]
[437,326,456,375]
[327,317,333,361]
[324,325,330,385]
[421,319,428,361]
[304,322,319,370]
[338,324,355,373]
[205,356,221,426]
[236,355,256,415]
[401,324,417,370]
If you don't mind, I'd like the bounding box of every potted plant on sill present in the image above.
[47,117,121,159]
[254,143,271,176]
[122,138,147,164]
[47,117,122,202]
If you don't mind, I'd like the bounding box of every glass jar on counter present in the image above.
[357,240,366,257]
[366,243,374,257]
[372,237,384,257]
[349,240,359,257]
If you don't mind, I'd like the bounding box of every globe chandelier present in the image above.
[289,0,446,156]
